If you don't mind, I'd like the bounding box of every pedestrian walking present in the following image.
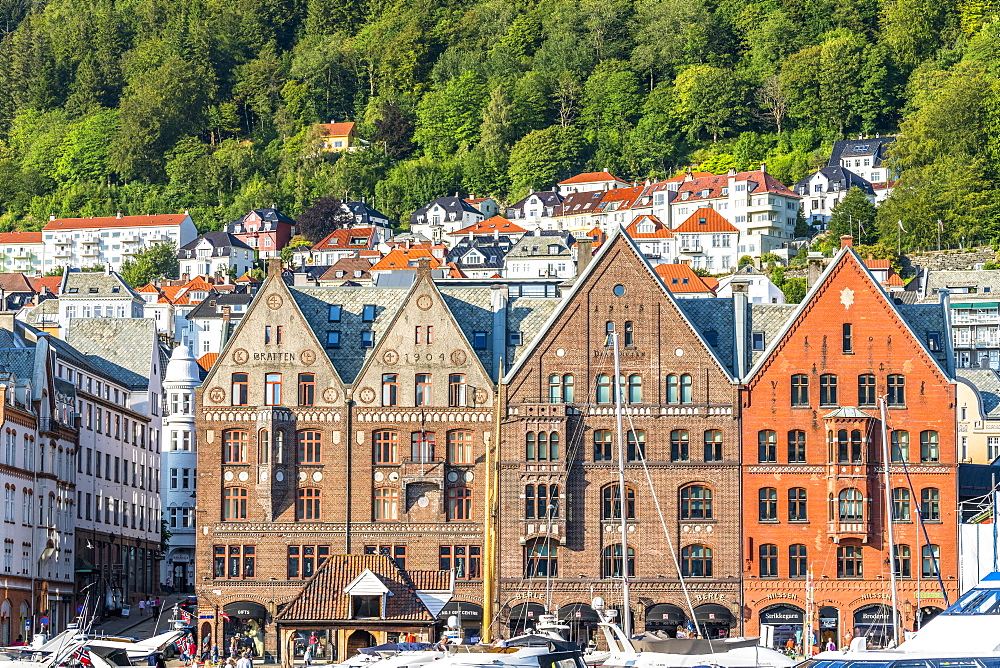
[211,644,219,665]
[237,652,252,668]
[138,599,146,616]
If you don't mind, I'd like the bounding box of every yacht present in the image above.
[592,598,797,668]
[805,572,1000,668]
[0,628,184,668]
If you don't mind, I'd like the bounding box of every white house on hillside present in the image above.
[42,213,197,272]
[177,232,255,281]
[671,208,739,273]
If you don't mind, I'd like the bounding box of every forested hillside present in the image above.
[0,0,997,245]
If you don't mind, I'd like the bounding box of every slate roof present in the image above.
[794,166,874,196]
[22,298,59,326]
[410,197,482,225]
[320,258,374,283]
[178,232,252,259]
[185,292,254,320]
[62,272,138,298]
[924,270,1000,298]
[345,201,390,226]
[64,319,157,389]
[506,191,564,218]
[507,231,576,259]
[675,299,736,374]
[276,554,442,623]
[897,303,952,370]
[747,304,799,366]
[0,348,37,381]
[824,406,875,419]
[444,238,512,271]
[829,137,895,167]
[958,369,1000,416]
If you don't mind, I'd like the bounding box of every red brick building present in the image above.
[740,241,958,649]
[500,232,743,643]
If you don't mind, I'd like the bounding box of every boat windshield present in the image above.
[804,661,1000,668]
[943,589,1000,616]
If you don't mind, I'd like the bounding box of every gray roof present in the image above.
[445,238,512,270]
[897,303,951,371]
[794,166,874,196]
[824,406,875,419]
[507,191,564,216]
[675,299,737,375]
[410,197,482,225]
[829,137,894,166]
[958,369,1000,416]
[346,201,391,226]
[923,270,1000,299]
[227,208,295,234]
[508,231,576,259]
[0,347,37,381]
[185,292,254,320]
[748,304,798,366]
[22,298,58,326]
[64,318,157,389]
[63,272,138,299]
[178,231,252,258]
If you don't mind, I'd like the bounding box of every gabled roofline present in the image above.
[743,247,953,384]
[502,227,737,384]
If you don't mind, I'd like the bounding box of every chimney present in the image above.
[732,290,748,378]
[731,279,750,294]
[266,258,282,277]
[577,238,593,276]
[807,252,825,288]
[49,214,55,221]
[841,235,854,248]
[760,162,767,173]
[221,305,232,326]
[415,257,432,281]
[116,211,122,219]
[493,229,499,241]
[181,272,190,283]
[490,284,510,381]
[0,312,15,332]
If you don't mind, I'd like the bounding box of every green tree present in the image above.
[827,187,878,244]
[674,65,746,142]
[507,125,586,200]
[120,242,179,287]
[296,196,355,242]
[782,277,808,303]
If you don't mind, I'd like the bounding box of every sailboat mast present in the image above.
[879,397,901,647]
[483,376,503,640]
[612,332,632,637]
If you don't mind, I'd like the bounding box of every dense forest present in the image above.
[0,0,998,247]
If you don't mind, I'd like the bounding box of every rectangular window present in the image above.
[374,488,399,520]
[448,374,467,407]
[382,374,398,406]
[842,323,853,353]
[364,544,407,569]
[447,430,474,465]
[264,326,273,344]
[819,374,838,406]
[328,305,342,322]
[791,374,809,407]
[373,430,398,463]
[231,373,248,406]
[752,331,765,351]
[362,304,376,322]
[787,430,806,463]
[439,545,482,580]
[858,374,876,406]
[264,373,281,405]
[415,374,432,406]
[362,331,374,347]
[446,487,473,521]
[888,374,906,406]
[298,374,315,406]
[326,331,341,348]
[415,326,423,344]
[287,545,331,579]
[473,332,488,349]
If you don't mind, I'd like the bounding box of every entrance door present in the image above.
[172,564,189,593]
[345,630,376,658]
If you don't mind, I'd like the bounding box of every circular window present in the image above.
[613,284,626,296]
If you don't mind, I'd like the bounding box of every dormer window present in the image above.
[352,595,382,618]
[698,218,707,225]
[682,192,690,200]
[701,189,710,198]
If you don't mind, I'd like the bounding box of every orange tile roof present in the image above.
[233,273,260,283]
[370,248,442,271]
[673,208,740,234]
[449,216,527,237]
[558,171,625,185]
[0,232,43,244]
[663,171,715,183]
[463,198,489,205]
[865,259,892,270]
[654,264,715,294]
[182,276,214,292]
[674,170,799,202]
[137,283,161,294]
[317,122,355,137]
[197,353,219,373]
[702,276,720,291]
[311,227,376,250]
[43,213,189,231]
[885,273,904,286]
[30,276,61,295]
[625,214,674,238]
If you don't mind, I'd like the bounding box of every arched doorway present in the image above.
[819,606,839,648]
[759,605,804,650]
[436,601,483,642]
[200,622,211,649]
[223,601,267,658]
[694,604,733,639]
[1,599,10,646]
[507,602,546,636]
[345,630,376,657]
[853,604,900,649]
[645,603,686,637]
[557,603,600,647]
[917,606,942,630]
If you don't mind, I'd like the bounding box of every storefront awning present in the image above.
[557,603,599,623]
[645,603,686,627]
[437,601,483,622]
[694,604,733,623]
[760,605,804,625]
[508,602,546,624]
[224,601,268,619]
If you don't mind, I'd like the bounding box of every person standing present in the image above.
[138,599,146,617]
[236,652,252,668]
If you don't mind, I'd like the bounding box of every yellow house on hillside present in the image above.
[316,121,363,152]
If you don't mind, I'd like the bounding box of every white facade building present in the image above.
[793,166,875,228]
[0,232,44,274]
[160,344,199,592]
[55,273,145,336]
[715,265,786,304]
[177,232,255,281]
[669,208,740,273]
[42,214,198,273]
[503,229,577,280]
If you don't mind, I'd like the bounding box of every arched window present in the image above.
[628,375,642,403]
[680,545,712,577]
[602,485,635,520]
[666,375,679,404]
[704,430,723,462]
[525,539,557,577]
[921,544,940,578]
[920,431,940,462]
[892,488,911,522]
[921,488,941,521]
[526,432,536,460]
[759,487,777,521]
[297,488,321,520]
[789,544,808,578]
[670,430,690,462]
[447,430,474,465]
[374,488,398,521]
[788,430,806,463]
[562,375,575,403]
[593,430,613,462]
[273,430,284,464]
[838,488,864,522]
[373,430,399,464]
[627,430,645,462]
[758,430,777,463]
[837,543,863,578]
[788,487,807,521]
[258,429,269,464]
[602,544,635,578]
[680,485,712,519]
[759,544,778,578]
[223,487,247,520]
[525,484,560,519]
[892,430,910,462]
[222,430,247,464]
[597,375,612,404]
[534,432,548,461]
[297,430,322,464]
[680,374,693,403]
[549,432,560,460]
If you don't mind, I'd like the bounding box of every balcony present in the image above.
[679,244,703,254]
[53,238,72,247]
[54,249,72,259]
[120,235,142,244]
[11,250,30,260]
[82,248,100,258]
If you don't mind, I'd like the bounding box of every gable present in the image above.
[746,249,951,387]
